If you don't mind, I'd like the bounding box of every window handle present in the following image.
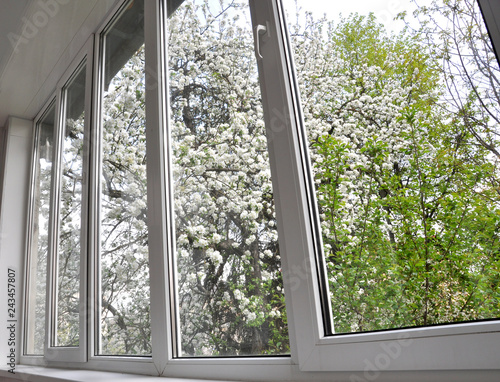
[254,23,269,59]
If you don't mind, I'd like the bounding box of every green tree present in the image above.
[290,8,500,332]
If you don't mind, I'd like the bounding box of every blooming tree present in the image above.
[168,0,287,355]
[99,46,151,355]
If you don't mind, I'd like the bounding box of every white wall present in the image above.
[0,124,7,218]
[0,117,33,374]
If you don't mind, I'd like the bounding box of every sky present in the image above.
[281,0,430,34]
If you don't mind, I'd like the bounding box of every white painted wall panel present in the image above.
[0,117,33,373]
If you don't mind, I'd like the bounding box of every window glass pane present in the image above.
[282,0,500,334]
[25,103,56,354]
[55,63,86,347]
[98,0,150,355]
[168,0,289,356]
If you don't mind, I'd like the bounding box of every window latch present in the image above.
[254,23,269,59]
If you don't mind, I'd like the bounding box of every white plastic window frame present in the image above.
[87,0,159,373]
[265,0,500,375]
[19,0,162,374]
[17,0,500,380]
[158,0,500,379]
[20,38,94,365]
[45,37,94,364]
[21,96,57,360]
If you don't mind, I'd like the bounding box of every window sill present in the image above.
[2,363,500,382]
[0,365,237,382]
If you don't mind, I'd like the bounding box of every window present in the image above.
[54,61,87,348]
[167,0,288,357]
[17,0,500,380]
[97,0,151,356]
[276,0,500,373]
[25,100,56,356]
[24,38,93,364]
[283,0,500,335]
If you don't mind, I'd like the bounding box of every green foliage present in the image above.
[295,5,500,332]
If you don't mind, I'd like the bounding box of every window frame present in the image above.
[40,36,94,364]
[20,37,94,366]
[20,1,159,374]
[22,96,57,360]
[269,0,500,373]
[92,0,150,359]
[159,0,500,376]
[17,0,500,379]
[87,0,167,373]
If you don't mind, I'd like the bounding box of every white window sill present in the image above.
[0,366,236,382]
[3,365,500,382]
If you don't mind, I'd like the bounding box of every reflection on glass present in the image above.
[55,64,86,347]
[26,103,56,354]
[99,0,151,355]
[282,0,500,334]
[168,0,288,356]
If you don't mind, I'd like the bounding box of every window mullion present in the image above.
[44,81,64,360]
[144,0,172,370]
[248,0,325,367]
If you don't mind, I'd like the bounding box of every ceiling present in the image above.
[0,0,115,128]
